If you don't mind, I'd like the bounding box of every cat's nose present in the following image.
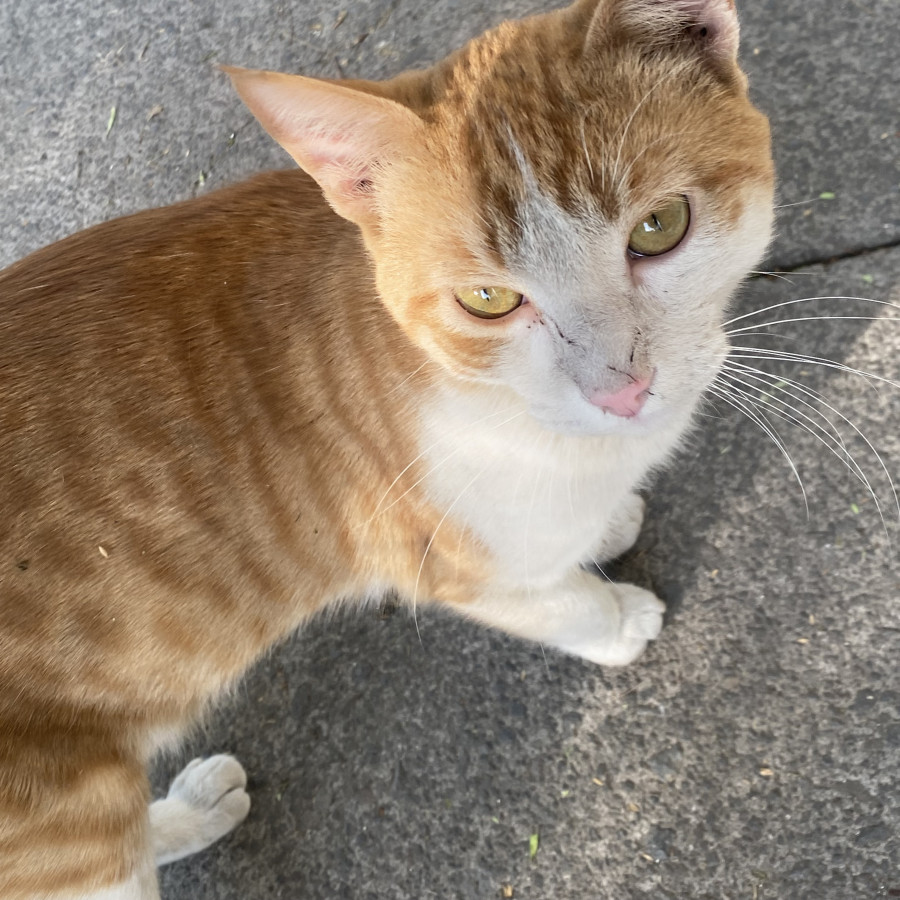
[588,373,654,418]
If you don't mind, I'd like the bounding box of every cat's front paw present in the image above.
[557,581,664,667]
[150,755,251,866]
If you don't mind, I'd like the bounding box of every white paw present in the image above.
[600,583,664,666]
[554,579,664,667]
[594,493,646,563]
[151,755,251,866]
[617,583,664,640]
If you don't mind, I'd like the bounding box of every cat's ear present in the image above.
[224,67,426,226]
[582,0,740,65]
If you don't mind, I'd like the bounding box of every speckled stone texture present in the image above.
[2,1,899,898]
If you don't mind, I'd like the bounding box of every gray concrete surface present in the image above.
[2,1,899,898]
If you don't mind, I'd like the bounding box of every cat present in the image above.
[0,0,774,896]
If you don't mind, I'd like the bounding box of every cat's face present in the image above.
[370,1,774,437]
[230,0,775,437]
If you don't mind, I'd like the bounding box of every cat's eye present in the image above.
[454,286,524,319]
[628,196,691,257]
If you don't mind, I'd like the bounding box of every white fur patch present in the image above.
[479,136,773,442]
[150,755,250,867]
[418,383,688,586]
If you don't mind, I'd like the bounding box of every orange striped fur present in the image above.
[0,0,773,895]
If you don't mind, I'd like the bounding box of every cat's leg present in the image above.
[590,491,646,565]
[150,755,250,866]
[0,748,248,900]
[0,736,160,900]
[457,568,664,666]
[62,757,249,898]
[63,864,158,900]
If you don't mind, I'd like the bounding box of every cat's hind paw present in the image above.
[150,755,251,866]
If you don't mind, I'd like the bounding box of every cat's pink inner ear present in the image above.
[672,0,740,59]
[223,67,424,225]
[586,0,740,62]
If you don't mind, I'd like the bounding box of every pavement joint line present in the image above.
[762,237,900,277]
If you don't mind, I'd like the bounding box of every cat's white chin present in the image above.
[531,402,681,438]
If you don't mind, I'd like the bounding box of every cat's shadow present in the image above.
[154,604,624,896]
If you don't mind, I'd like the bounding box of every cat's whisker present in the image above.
[720,375,888,538]
[728,332,798,346]
[774,197,831,209]
[694,399,727,421]
[366,405,524,524]
[723,295,898,328]
[410,459,493,642]
[718,367,885,526]
[727,346,900,392]
[748,270,797,284]
[721,362,843,439]
[538,643,551,677]
[750,270,821,277]
[723,357,832,407]
[728,314,898,337]
[707,381,810,515]
[723,360,899,529]
[586,554,614,584]
[381,359,432,399]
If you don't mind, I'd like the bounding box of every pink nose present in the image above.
[589,374,654,418]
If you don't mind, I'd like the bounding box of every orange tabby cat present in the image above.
[0,0,773,896]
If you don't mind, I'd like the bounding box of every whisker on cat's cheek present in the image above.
[723,294,900,328]
[719,368,885,520]
[723,359,899,527]
[728,346,900,391]
[707,381,810,514]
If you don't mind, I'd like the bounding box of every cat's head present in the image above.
[228,0,774,437]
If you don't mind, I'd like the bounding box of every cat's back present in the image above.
[0,168,397,704]
[0,168,359,497]
[0,167,348,352]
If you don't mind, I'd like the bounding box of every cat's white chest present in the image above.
[417,386,679,586]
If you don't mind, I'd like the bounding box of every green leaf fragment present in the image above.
[105,106,117,137]
[560,789,571,798]
[850,503,860,515]
[818,191,836,200]
[861,274,874,284]
[529,832,539,859]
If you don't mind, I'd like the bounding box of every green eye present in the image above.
[628,196,691,257]
[455,286,524,319]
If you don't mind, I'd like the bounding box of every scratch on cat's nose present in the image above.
[588,372,655,418]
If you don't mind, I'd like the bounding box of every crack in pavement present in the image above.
[760,237,900,278]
